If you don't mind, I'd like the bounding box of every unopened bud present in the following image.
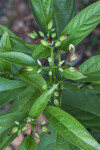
[48,37,53,45]
[36,38,40,43]
[54,92,60,97]
[39,31,44,37]
[37,68,42,73]
[41,40,48,46]
[42,126,51,134]
[48,19,53,30]
[55,40,61,47]
[51,28,55,32]
[54,99,59,107]
[49,70,52,76]
[69,67,79,72]
[15,121,20,125]
[37,60,42,66]
[47,33,50,37]
[28,31,37,39]
[58,60,65,66]
[48,57,52,63]
[41,121,46,125]
[22,126,28,132]
[23,67,33,71]
[59,34,69,41]
[11,127,18,134]
[42,85,47,91]
[25,117,32,122]
[34,133,40,138]
[69,44,75,51]
[52,33,56,38]
[71,52,81,61]
[18,129,21,136]
[59,68,64,72]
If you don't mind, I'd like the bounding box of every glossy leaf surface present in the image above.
[60,1,100,50]
[0,52,37,66]
[44,106,100,150]
[29,84,58,118]
[18,135,37,150]
[53,0,76,37]
[19,69,47,91]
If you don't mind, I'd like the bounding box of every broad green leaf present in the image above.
[44,106,100,150]
[62,84,100,130]
[29,84,58,118]
[0,112,26,134]
[29,0,53,33]
[61,68,85,80]
[0,52,37,66]
[7,85,41,114]
[0,25,33,55]
[32,44,50,59]
[19,69,47,91]
[60,1,100,50]
[18,135,37,150]
[38,124,77,150]
[0,77,27,107]
[53,0,76,38]
[0,127,17,150]
[0,58,11,71]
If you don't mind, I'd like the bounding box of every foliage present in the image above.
[0,0,100,149]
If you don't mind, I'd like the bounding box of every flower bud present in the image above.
[55,40,61,47]
[54,99,59,107]
[34,133,40,138]
[54,92,60,97]
[41,121,46,125]
[71,52,81,62]
[59,34,69,41]
[48,57,52,63]
[22,67,33,71]
[42,85,47,91]
[48,19,53,30]
[42,126,51,134]
[36,38,40,43]
[69,67,79,72]
[48,37,53,45]
[49,70,52,76]
[18,129,21,136]
[58,60,65,66]
[52,33,56,38]
[25,117,32,122]
[51,28,55,32]
[15,121,20,125]
[41,40,49,46]
[69,44,75,51]
[11,127,18,134]
[37,60,42,66]
[59,68,64,72]
[28,31,37,39]
[22,126,28,132]
[39,31,44,37]
[37,68,42,74]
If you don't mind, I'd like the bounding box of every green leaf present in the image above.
[53,0,76,38]
[0,112,26,134]
[38,124,77,150]
[29,0,53,33]
[0,77,27,107]
[44,106,100,150]
[18,135,37,150]
[61,68,85,80]
[29,84,58,118]
[62,83,100,130]
[0,25,33,55]
[60,1,100,50]
[7,85,41,114]
[19,69,47,91]
[32,44,50,59]
[0,52,37,66]
[90,130,100,144]
[0,28,12,52]
[0,58,11,71]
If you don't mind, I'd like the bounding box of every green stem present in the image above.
[51,46,55,66]
[58,54,61,67]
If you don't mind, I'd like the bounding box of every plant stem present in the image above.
[58,54,61,67]
[51,46,55,66]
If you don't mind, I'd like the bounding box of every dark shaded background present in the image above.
[0,0,100,149]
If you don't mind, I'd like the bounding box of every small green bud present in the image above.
[23,67,33,71]
[41,40,48,46]
[42,126,51,134]
[33,31,38,37]
[52,33,56,38]
[28,31,37,39]
[22,126,28,132]
[15,121,20,125]
[51,28,55,32]
[25,117,32,122]
[48,57,52,63]
[59,35,66,41]
[48,19,53,30]
[49,70,52,76]
[59,68,64,72]
[18,129,21,136]
[34,133,40,138]
[55,40,61,47]
[41,121,46,125]
[12,127,18,134]
[69,44,75,51]
[54,99,59,107]
[37,60,42,66]
[42,85,47,91]
[39,31,44,37]
[47,33,50,37]
[37,68,42,74]
[54,92,60,97]
[58,60,65,66]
